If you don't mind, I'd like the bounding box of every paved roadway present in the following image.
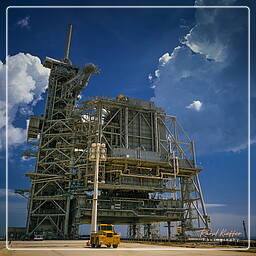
[0,241,254,256]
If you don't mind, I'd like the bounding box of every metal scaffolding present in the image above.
[17,25,210,239]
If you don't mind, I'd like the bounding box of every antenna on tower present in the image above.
[64,24,72,63]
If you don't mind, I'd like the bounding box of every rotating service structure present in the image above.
[18,25,210,239]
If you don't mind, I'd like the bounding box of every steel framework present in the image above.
[17,26,210,239]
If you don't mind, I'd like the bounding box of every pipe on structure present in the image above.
[125,107,129,148]
[64,24,72,62]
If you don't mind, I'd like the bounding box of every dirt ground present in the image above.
[0,240,255,256]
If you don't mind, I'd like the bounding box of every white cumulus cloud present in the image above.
[155,69,160,78]
[159,52,172,66]
[151,2,252,154]
[186,100,203,111]
[184,0,242,62]
[0,53,50,150]
[7,126,27,147]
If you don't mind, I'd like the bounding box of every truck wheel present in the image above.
[107,245,111,248]
[91,244,95,248]
[113,244,118,248]
[96,239,101,248]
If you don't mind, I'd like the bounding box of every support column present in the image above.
[91,144,101,234]
[192,141,209,229]
[125,107,129,148]
[64,196,71,237]
[144,224,151,239]
[167,221,171,239]
[132,225,137,238]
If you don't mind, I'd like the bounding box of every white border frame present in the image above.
[5,5,251,251]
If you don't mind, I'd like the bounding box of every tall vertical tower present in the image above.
[25,25,98,238]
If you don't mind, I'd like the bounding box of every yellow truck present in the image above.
[90,224,120,248]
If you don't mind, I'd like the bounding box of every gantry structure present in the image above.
[17,25,210,239]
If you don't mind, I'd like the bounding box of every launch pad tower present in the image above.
[20,25,210,239]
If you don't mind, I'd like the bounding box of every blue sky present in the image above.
[0,0,255,238]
